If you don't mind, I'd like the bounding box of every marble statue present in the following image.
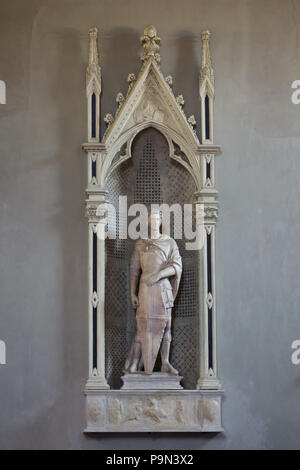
[124,210,182,375]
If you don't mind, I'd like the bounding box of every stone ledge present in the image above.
[121,372,183,390]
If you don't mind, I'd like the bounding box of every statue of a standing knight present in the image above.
[124,210,182,375]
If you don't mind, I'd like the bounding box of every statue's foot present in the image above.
[128,363,138,373]
[161,362,178,375]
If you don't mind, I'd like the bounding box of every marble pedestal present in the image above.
[121,372,183,390]
[84,389,224,433]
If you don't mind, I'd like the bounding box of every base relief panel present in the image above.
[85,390,223,432]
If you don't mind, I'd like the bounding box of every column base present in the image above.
[197,376,222,390]
[84,371,110,391]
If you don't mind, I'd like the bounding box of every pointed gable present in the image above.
[102,40,199,151]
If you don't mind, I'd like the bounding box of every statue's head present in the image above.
[147,207,162,235]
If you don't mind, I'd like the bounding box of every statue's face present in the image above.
[148,211,161,232]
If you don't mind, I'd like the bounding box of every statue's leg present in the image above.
[128,339,141,373]
[123,341,134,372]
[160,315,178,375]
[140,318,166,375]
[124,334,138,372]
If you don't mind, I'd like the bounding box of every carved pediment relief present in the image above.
[102,56,199,152]
[132,83,168,125]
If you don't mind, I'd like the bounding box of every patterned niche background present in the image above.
[105,127,199,389]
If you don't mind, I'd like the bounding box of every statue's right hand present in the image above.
[131,295,139,308]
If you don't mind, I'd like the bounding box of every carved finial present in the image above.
[140,25,161,65]
[176,94,185,108]
[165,75,173,87]
[126,73,136,95]
[200,30,214,90]
[199,30,214,143]
[127,73,136,83]
[86,27,101,86]
[116,92,125,107]
[88,28,99,64]
[188,115,196,127]
[104,113,114,126]
[86,27,101,141]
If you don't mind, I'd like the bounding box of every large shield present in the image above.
[137,317,167,374]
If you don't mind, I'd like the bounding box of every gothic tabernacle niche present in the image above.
[82,25,223,432]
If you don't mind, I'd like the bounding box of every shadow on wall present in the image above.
[101,27,140,138]
[47,27,87,434]
[174,30,200,132]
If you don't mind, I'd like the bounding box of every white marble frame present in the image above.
[82,27,223,429]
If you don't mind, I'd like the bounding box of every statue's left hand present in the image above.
[146,273,160,286]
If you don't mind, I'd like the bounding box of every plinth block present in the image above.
[121,372,183,390]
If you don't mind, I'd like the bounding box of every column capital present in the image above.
[194,191,219,220]
[85,194,108,223]
[82,142,107,153]
[196,145,221,155]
